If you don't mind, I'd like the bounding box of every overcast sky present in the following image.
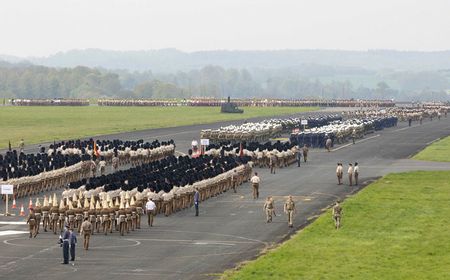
[0,0,449,57]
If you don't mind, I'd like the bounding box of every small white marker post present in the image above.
[1,185,14,216]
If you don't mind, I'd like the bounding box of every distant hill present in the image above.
[1,49,449,101]
[3,49,450,72]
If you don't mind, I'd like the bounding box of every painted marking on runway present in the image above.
[331,134,380,151]
[132,238,253,244]
[89,239,141,249]
[147,229,267,245]
[0,221,26,225]
[0,230,28,236]
[194,242,235,246]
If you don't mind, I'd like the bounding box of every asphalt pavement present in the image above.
[1,113,450,280]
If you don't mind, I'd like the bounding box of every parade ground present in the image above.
[1,110,450,280]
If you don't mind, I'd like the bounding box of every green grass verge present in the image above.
[0,106,318,149]
[413,136,450,162]
[222,171,450,280]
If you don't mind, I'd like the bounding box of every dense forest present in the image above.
[0,49,449,101]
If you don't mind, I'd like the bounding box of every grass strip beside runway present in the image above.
[413,136,450,162]
[0,106,318,149]
[222,171,450,280]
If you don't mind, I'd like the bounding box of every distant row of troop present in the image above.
[11,99,89,106]
[98,98,395,107]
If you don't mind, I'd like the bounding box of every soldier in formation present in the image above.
[26,208,38,238]
[12,99,89,106]
[1,138,175,199]
[98,98,395,108]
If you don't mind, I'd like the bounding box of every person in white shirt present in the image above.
[354,162,359,185]
[336,163,343,185]
[191,139,198,153]
[347,163,354,186]
[250,172,261,199]
[145,198,157,227]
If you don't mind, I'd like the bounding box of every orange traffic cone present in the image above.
[28,198,33,209]
[12,197,17,209]
[19,204,25,216]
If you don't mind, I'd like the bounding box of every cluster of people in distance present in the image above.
[336,162,360,186]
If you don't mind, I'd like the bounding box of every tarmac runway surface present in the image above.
[1,111,450,280]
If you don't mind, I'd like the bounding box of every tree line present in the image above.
[0,61,448,101]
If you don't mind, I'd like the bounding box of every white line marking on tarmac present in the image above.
[89,239,141,249]
[332,134,380,151]
[132,238,253,244]
[111,272,184,276]
[0,230,28,236]
[0,221,26,225]
[3,238,49,247]
[147,229,267,245]
[194,242,235,246]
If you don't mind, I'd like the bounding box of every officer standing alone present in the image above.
[284,195,296,228]
[302,144,309,162]
[332,201,343,229]
[194,188,200,216]
[80,218,92,250]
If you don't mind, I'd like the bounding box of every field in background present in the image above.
[222,171,450,280]
[413,136,450,162]
[0,106,318,149]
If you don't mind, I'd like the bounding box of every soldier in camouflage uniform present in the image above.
[26,208,38,238]
[263,196,275,223]
[283,195,296,228]
[332,201,342,229]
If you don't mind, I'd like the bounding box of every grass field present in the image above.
[222,171,450,280]
[413,136,450,162]
[0,106,318,149]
